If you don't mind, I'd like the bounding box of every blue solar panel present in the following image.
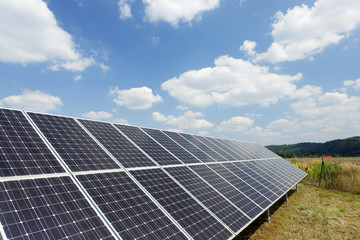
[115,125,182,166]
[194,136,238,161]
[130,168,233,240]
[78,119,156,168]
[163,131,215,162]
[190,165,263,219]
[0,176,115,240]
[0,109,64,176]
[27,112,119,171]
[165,166,250,232]
[76,172,187,239]
[141,127,201,164]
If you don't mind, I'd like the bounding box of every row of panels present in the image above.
[0,158,306,240]
[0,108,278,177]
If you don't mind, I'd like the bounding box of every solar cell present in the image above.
[27,112,119,172]
[208,164,271,209]
[130,168,233,240]
[224,163,278,202]
[0,176,115,240]
[179,133,227,162]
[141,127,201,164]
[194,136,238,161]
[0,109,64,176]
[190,165,263,218]
[78,120,156,168]
[76,172,187,240]
[210,138,248,160]
[165,166,250,232]
[163,131,215,162]
[115,125,182,166]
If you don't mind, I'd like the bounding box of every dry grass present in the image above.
[287,157,360,193]
[235,184,360,240]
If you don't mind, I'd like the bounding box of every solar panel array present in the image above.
[0,108,307,240]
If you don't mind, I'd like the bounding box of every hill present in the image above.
[266,136,360,157]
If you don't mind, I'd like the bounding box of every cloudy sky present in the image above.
[1,0,360,145]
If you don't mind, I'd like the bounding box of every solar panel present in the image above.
[207,164,271,209]
[130,168,233,240]
[78,119,156,168]
[165,166,250,232]
[0,109,64,176]
[27,112,119,172]
[190,165,264,218]
[163,130,215,162]
[0,176,115,240]
[114,124,182,166]
[141,127,201,164]
[179,133,227,162]
[76,172,187,239]
[0,107,307,240]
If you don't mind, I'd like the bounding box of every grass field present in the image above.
[287,157,360,193]
[234,184,360,240]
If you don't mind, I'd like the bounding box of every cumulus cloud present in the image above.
[0,0,95,71]
[114,118,129,125]
[216,116,254,132]
[161,55,301,107]
[143,0,219,26]
[290,85,322,99]
[244,0,360,63]
[344,78,360,90]
[0,89,62,112]
[266,118,295,129]
[82,111,113,120]
[152,110,213,130]
[110,86,163,110]
[118,0,133,19]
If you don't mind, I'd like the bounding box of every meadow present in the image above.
[235,157,360,239]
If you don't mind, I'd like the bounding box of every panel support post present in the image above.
[296,184,298,192]
[267,208,270,223]
[285,192,288,203]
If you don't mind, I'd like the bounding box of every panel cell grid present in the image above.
[141,128,201,164]
[76,172,186,240]
[210,138,248,160]
[115,125,182,166]
[190,165,263,219]
[79,120,155,168]
[0,109,64,176]
[130,168,232,240]
[195,136,238,161]
[163,131,215,163]
[28,112,119,172]
[208,164,271,209]
[165,166,250,232]
[0,176,115,240]
[179,133,227,162]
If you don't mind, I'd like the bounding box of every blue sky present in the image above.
[1,0,360,145]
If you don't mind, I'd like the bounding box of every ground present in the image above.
[234,183,360,240]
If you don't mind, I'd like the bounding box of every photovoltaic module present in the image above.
[0,108,307,240]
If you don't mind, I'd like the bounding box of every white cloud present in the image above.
[291,92,360,119]
[118,0,133,19]
[161,55,301,108]
[99,63,110,72]
[176,105,189,111]
[114,118,129,125]
[152,110,213,130]
[110,86,163,110]
[0,0,93,71]
[82,111,113,120]
[290,85,322,100]
[73,75,82,81]
[247,0,360,63]
[239,40,257,57]
[266,118,295,129]
[344,78,360,90]
[0,89,62,112]
[143,0,219,27]
[216,116,254,132]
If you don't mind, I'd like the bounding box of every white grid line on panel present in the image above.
[111,124,161,167]
[208,137,249,160]
[160,168,235,235]
[75,119,125,169]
